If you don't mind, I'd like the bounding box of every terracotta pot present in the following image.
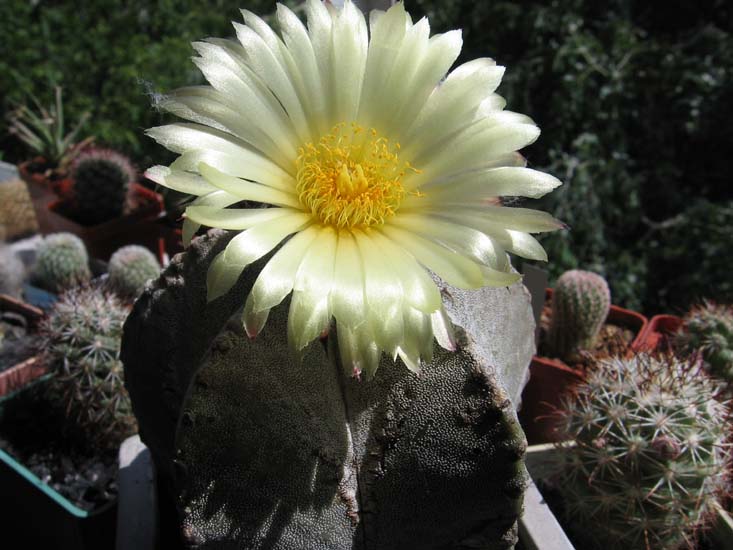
[0,294,46,397]
[519,288,649,444]
[519,358,584,446]
[36,183,164,261]
[17,157,64,206]
[636,314,683,353]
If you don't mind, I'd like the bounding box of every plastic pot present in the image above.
[0,379,117,549]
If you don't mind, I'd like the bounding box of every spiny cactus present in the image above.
[33,232,91,293]
[40,287,136,449]
[72,148,135,225]
[553,354,731,550]
[107,245,160,299]
[0,177,39,239]
[547,269,611,360]
[0,245,25,298]
[676,301,733,382]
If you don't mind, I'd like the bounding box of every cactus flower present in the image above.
[145,0,563,376]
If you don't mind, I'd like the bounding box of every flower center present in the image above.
[296,123,415,228]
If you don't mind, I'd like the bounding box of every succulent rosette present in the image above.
[146,0,563,376]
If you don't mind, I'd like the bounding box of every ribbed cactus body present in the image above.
[677,301,733,382]
[108,245,160,299]
[554,355,730,550]
[0,246,25,298]
[547,269,610,360]
[33,232,91,292]
[72,148,135,225]
[120,230,536,549]
[40,287,136,449]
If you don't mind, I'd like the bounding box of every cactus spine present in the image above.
[72,148,135,225]
[108,245,160,299]
[33,232,91,292]
[40,287,136,449]
[554,354,730,550]
[0,245,25,298]
[547,269,610,360]
[676,301,733,382]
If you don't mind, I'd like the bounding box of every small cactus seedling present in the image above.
[72,148,135,225]
[40,286,136,449]
[547,269,610,360]
[0,245,25,298]
[108,245,160,299]
[553,354,731,550]
[676,301,733,382]
[33,232,91,293]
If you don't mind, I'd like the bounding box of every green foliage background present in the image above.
[1,0,731,314]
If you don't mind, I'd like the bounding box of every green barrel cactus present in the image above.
[676,301,733,382]
[121,230,536,549]
[40,286,136,449]
[108,245,160,299]
[72,147,135,225]
[33,232,91,293]
[0,245,25,298]
[553,354,731,550]
[547,269,611,360]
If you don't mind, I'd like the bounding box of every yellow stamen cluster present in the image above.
[296,123,415,228]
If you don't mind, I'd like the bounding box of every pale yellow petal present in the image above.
[354,230,405,358]
[185,206,294,231]
[388,212,506,270]
[233,22,312,144]
[387,29,463,137]
[329,230,366,328]
[199,163,302,209]
[157,87,289,168]
[379,225,487,289]
[276,4,328,134]
[428,205,565,234]
[145,166,215,196]
[170,149,295,193]
[431,307,456,351]
[288,290,330,358]
[182,190,240,247]
[207,212,312,301]
[367,230,442,313]
[406,118,540,189]
[417,167,562,202]
[248,225,320,314]
[358,2,410,127]
[331,0,368,123]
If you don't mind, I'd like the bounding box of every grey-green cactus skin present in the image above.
[0,245,25,298]
[121,230,534,549]
[33,232,91,292]
[108,244,160,299]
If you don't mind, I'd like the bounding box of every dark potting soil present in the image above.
[537,298,635,371]
[0,316,36,372]
[0,381,119,512]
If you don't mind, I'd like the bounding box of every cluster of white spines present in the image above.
[555,355,731,550]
